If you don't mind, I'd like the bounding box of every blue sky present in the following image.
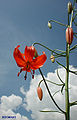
[0,0,77,120]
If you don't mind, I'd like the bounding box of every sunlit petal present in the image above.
[13,45,26,67]
[24,46,37,62]
[31,52,47,70]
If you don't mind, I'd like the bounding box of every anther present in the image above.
[24,72,27,80]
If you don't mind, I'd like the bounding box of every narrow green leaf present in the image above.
[61,84,65,94]
[53,90,60,97]
[57,69,65,84]
[40,110,62,114]
[70,44,77,51]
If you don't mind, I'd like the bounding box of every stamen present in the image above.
[32,74,34,79]
[33,70,35,74]
[30,70,32,75]
[17,72,20,77]
[24,71,27,80]
[30,70,35,79]
[17,69,22,77]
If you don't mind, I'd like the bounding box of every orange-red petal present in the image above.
[13,45,26,67]
[30,52,47,70]
[24,46,37,62]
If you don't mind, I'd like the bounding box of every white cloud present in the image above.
[20,66,77,120]
[0,94,29,120]
[20,87,26,96]
[0,94,22,111]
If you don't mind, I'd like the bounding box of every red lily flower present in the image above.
[13,45,47,80]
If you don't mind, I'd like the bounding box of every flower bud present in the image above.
[48,22,52,29]
[37,87,43,101]
[68,1,72,14]
[66,27,73,45]
[50,55,55,63]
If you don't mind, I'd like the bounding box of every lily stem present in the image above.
[65,12,70,120]
[39,68,65,114]
[65,43,70,120]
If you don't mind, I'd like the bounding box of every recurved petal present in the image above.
[30,52,47,70]
[24,46,37,62]
[13,45,26,67]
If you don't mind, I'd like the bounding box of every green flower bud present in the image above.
[68,1,72,14]
[48,22,52,29]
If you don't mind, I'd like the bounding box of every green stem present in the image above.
[40,110,62,114]
[56,61,77,75]
[57,69,65,84]
[49,19,68,27]
[70,10,73,27]
[72,13,77,22]
[54,49,65,53]
[65,12,70,120]
[65,43,70,120]
[39,68,65,114]
[38,79,64,87]
[33,42,54,52]
[69,44,77,51]
[74,34,77,38]
[70,101,77,106]
[32,42,66,57]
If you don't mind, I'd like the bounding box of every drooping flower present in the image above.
[13,45,47,80]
